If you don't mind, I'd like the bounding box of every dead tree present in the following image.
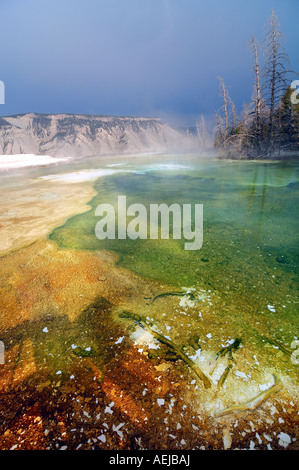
[262,10,292,155]
[196,115,210,149]
[214,76,241,155]
[250,34,263,154]
[218,76,230,141]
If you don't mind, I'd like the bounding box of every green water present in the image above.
[49,157,299,347]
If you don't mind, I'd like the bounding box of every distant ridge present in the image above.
[0,113,192,158]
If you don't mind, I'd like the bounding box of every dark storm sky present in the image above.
[0,0,298,126]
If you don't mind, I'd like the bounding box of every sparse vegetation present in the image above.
[213,11,299,159]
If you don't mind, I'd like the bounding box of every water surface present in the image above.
[49,156,299,358]
[1,154,298,450]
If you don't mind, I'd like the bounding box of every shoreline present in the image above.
[0,178,97,256]
[0,154,69,170]
[0,152,187,255]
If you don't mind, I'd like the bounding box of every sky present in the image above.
[0,0,298,127]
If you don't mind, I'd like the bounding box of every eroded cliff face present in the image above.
[0,113,191,157]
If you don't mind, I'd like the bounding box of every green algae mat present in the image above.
[50,158,299,349]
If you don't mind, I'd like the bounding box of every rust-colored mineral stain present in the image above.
[0,239,298,450]
[102,376,150,425]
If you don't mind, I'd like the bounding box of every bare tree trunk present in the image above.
[262,10,292,156]
[218,76,229,139]
[200,115,207,148]
[195,119,201,147]
[196,115,208,149]
[250,34,262,154]
[267,13,277,151]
